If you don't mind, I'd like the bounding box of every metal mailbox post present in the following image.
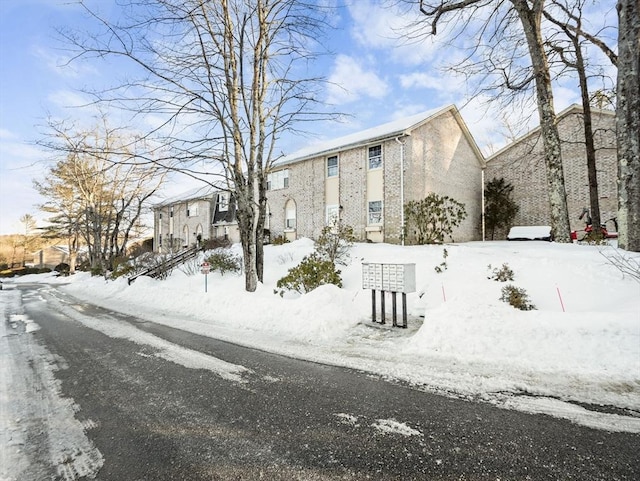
[362,263,416,328]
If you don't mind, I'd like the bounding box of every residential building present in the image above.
[484,105,617,239]
[265,105,486,244]
[32,245,70,270]
[153,185,239,253]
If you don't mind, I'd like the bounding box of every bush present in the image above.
[599,246,640,283]
[110,257,136,279]
[314,220,356,266]
[581,231,608,245]
[434,248,449,273]
[206,249,242,276]
[124,252,173,281]
[404,193,467,244]
[271,235,289,246]
[276,253,342,296]
[90,265,104,277]
[203,236,232,250]
[500,285,536,311]
[54,263,71,276]
[484,177,519,240]
[488,263,514,282]
[178,257,203,276]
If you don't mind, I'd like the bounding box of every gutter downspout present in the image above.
[481,169,486,242]
[395,136,406,246]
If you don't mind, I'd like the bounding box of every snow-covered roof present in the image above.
[153,185,220,208]
[275,105,458,166]
[485,104,615,162]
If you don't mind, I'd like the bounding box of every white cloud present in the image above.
[47,89,93,109]
[347,0,440,66]
[399,72,450,91]
[0,128,17,140]
[326,54,389,104]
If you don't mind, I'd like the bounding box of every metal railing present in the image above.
[127,245,202,285]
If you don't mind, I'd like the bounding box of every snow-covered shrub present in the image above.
[277,251,295,265]
[403,193,467,244]
[271,235,289,245]
[500,285,536,310]
[178,257,203,276]
[314,220,356,266]
[434,248,449,273]
[206,249,242,276]
[275,253,342,296]
[110,257,135,279]
[600,247,640,282]
[488,263,514,282]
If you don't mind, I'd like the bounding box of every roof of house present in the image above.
[153,184,219,208]
[485,104,615,163]
[274,104,485,167]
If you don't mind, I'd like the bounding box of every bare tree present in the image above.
[616,0,640,252]
[417,0,572,241]
[543,0,617,237]
[61,0,333,291]
[36,118,165,273]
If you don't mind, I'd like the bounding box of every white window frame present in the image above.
[325,205,340,225]
[368,200,383,225]
[368,145,382,170]
[285,200,297,230]
[267,169,289,190]
[187,201,199,217]
[327,155,338,178]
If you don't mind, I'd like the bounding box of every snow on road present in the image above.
[3,240,640,441]
[0,289,103,481]
[46,290,252,383]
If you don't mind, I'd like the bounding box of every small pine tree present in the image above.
[484,178,519,240]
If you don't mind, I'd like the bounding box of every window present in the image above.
[327,156,338,177]
[368,200,383,225]
[218,192,229,212]
[368,145,382,170]
[267,169,289,190]
[187,202,199,217]
[182,225,189,247]
[326,205,339,225]
[285,199,296,229]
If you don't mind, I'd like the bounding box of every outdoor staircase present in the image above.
[128,245,202,285]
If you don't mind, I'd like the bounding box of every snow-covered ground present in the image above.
[3,239,640,437]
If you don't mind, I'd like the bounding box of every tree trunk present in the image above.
[616,0,640,251]
[513,0,571,242]
[576,40,602,236]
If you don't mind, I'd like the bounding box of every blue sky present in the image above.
[0,0,616,235]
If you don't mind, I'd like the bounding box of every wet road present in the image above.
[3,283,639,480]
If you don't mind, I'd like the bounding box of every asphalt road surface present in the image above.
[3,283,639,480]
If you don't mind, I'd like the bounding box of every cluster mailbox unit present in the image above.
[362,263,416,328]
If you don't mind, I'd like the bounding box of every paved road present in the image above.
[3,283,639,480]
